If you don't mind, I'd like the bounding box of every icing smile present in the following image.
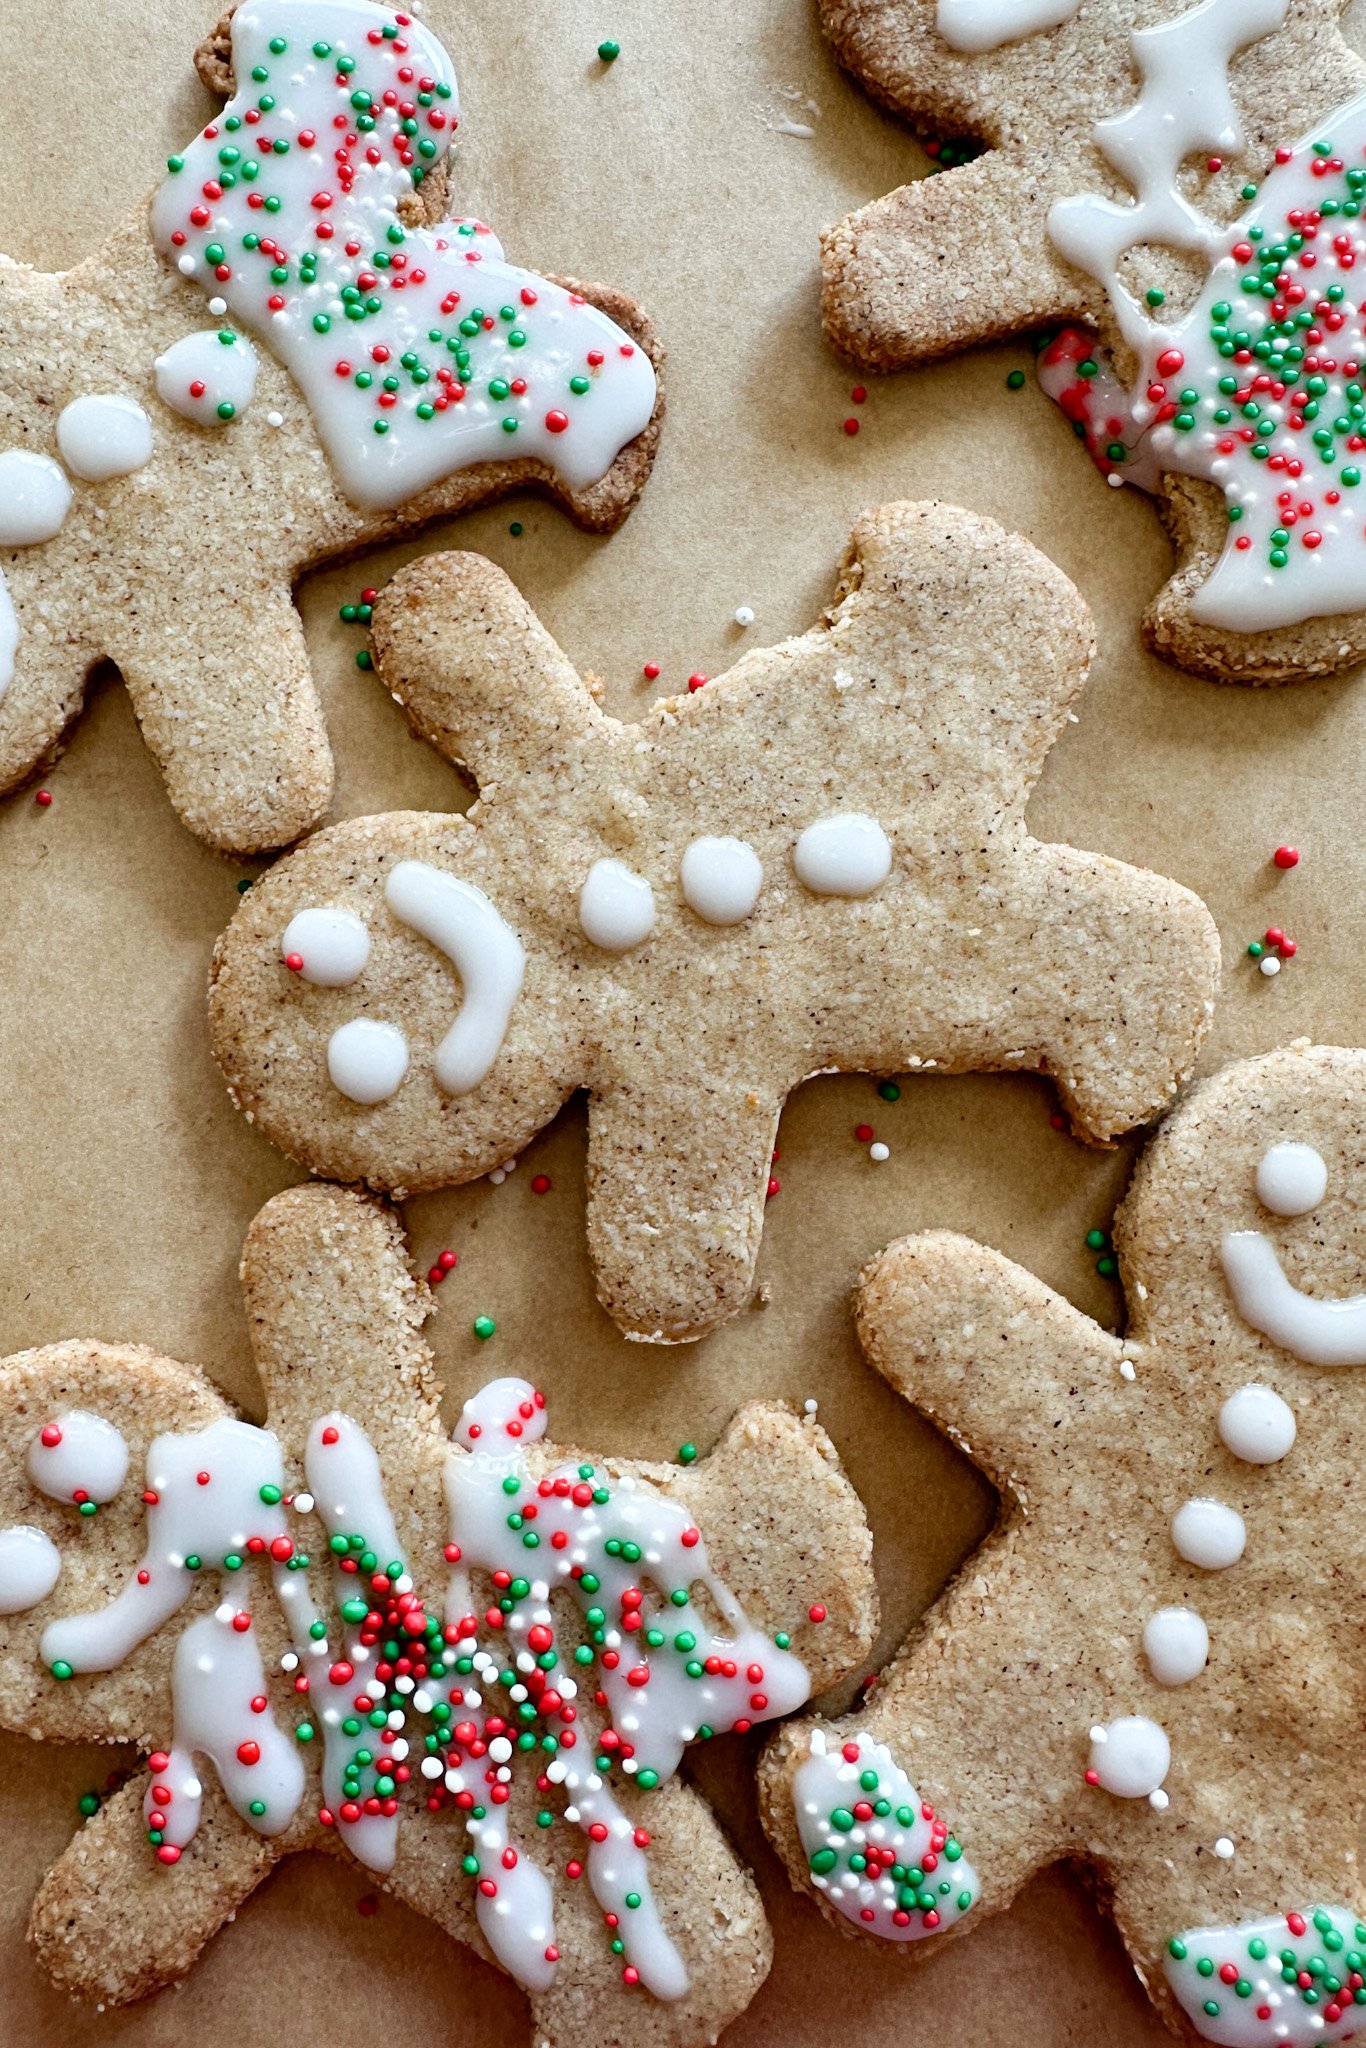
[1220,1231,1366,1365]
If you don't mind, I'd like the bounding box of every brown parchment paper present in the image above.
[2,0,1366,2040]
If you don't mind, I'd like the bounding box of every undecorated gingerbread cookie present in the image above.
[761,1040,1366,2044]
[0,1182,873,2040]
[0,0,662,851]
[819,0,1366,682]
[207,499,1221,1342]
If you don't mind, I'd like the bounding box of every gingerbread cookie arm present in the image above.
[857,1232,1128,1498]
[1004,841,1219,1141]
[616,1403,878,1685]
[28,1770,278,2004]
[103,566,332,855]
[585,1073,783,1342]
[822,153,1089,371]
[372,551,604,787]
[240,1185,444,1471]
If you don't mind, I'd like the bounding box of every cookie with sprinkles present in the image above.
[0,1182,874,2037]
[816,0,1366,682]
[206,499,1220,1343]
[761,1040,1366,2045]
[0,0,662,853]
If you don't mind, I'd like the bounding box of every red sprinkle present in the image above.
[843,417,860,435]
[1273,845,1300,868]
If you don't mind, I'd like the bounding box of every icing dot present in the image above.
[154,331,258,426]
[0,1526,61,1614]
[1086,1715,1170,1798]
[679,837,763,926]
[792,813,892,896]
[26,1411,129,1505]
[1217,1383,1296,1465]
[327,1018,409,1104]
[1142,1606,1209,1686]
[1254,1140,1328,1216]
[579,858,656,951]
[56,394,154,481]
[1171,1497,1246,1571]
[0,450,73,546]
[280,906,371,987]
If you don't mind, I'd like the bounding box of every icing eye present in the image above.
[1254,1140,1328,1217]
[281,906,371,986]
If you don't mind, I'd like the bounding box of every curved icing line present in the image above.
[1221,1229,1366,1365]
[384,860,525,1093]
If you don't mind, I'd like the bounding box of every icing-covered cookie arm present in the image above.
[657,1403,878,1689]
[371,551,605,790]
[28,1770,278,2005]
[857,1232,1129,1499]
[1004,843,1220,1142]
[240,1185,444,1465]
[584,1073,783,1342]
[822,153,1090,371]
[104,564,332,855]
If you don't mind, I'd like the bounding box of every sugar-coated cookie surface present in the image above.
[760,1042,1366,2045]
[207,499,1220,1343]
[819,0,1366,682]
[0,1183,874,2040]
[0,0,662,852]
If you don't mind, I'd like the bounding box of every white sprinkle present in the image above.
[1214,1836,1235,1859]
[488,1736,513,1764]
[869,1141,890,1162]
[734,605,756,627]
[1259,954,1282,977]
[1106,472,1124,488]
[803,1398,818,1415]
[420,1756,444,1779]
[1119,1359,1137,1382]
[1088,1724,1108,1745]
[177,254,196,276]
[293,1491,315,1514]
[267,410,284,428]
[208,295,228,317]
[280,1651,299,1672]
[1149,1788,1170,1810]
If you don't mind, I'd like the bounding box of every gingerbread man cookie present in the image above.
[761,1041,1366,2044]
[0,1182,874,2040]
[0,0,661,851]
[207,499,1221,1343]
[819,0,1366,682]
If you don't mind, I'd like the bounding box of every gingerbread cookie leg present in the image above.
[106,565,332,855]
[822,152,1088,371]
[30,1773,278,2005]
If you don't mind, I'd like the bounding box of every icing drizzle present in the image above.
[149,0,656,508]
[17,1376,812,2000]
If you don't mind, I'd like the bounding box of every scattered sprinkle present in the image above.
[472,1315,496,1340]
[597,39,621,61]
[1006,369,1026,389]
[35,789,52,807]
[843,416,860,436]
[1273,844,1300,869]
[733,606,755,627]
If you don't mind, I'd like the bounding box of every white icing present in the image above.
[792,1728,980,1939]
[1171,1497,1246,1569]
[1142,1606,1209,1686]
[0,1526,61,1614]
[678,836,763,925]
[937,0,1080,55]
[1221,1230,1366,1365]
[154,330,259,426]
[792,813,892,897]
[327,1016,409,1103]
[281,905,372,986]
[1087,1714,1170,1797]
[0,451,72,546]
[384,860,525,1090]
[0,568,16,703]
[1217,1383,1296,1463]
[578,857,657,951]
[145,1605,306,1848]
[28,1374,804,1998]
[149,0,656,509]
[1165,1905,1366,2043]
[1254,1141,1328,1217]
[1036,327,1164,490]
[56,394,154,481]
[27,1411,129,1507]
[1048,0,1290,346]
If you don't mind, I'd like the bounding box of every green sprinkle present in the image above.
[678,1442,698,1465]
[878,1080,900,1101]
[51,1660,73,1680]
[474,1316,497,1340]
[1005,368,1026,389]
[77,1791,101,1816]
[597,38,621,60]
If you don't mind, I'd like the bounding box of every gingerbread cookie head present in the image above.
[207,499,1220,1343]
[819,0,1366,682]
[761,1041,1366,2044]
[0,0,661,852]
[0,1182,874,2039]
